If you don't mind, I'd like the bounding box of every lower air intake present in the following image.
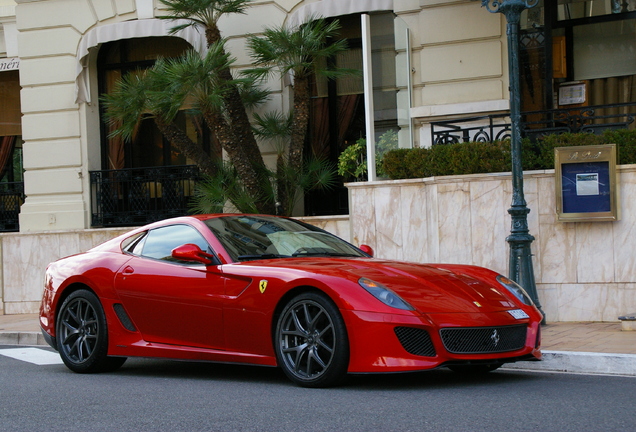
[394,327,436,357]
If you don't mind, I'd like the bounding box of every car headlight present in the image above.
[496,275,534,306]
[358,277,414,310]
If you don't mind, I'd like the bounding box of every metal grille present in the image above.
[394,327,436,357]
[0,181,24,232]
[90,165,201,227]
[440,325,527,354]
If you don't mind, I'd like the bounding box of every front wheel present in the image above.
[275,292,349,387]
[56,289,126,373]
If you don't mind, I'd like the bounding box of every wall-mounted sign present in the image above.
[0,57,20,72]
[555,144,619,222]
[558,82,586,106]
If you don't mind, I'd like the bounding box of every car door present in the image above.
[113,224,226,349]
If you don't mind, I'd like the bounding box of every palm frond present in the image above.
[100,73,152,140]
[252,111,292,141]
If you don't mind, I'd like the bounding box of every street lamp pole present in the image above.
[480,0,545,320]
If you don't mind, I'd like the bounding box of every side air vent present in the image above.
[113,304,137,332]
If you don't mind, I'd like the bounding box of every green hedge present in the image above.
[382,129,636,180]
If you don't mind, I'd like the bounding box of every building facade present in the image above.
[1,0,635,317]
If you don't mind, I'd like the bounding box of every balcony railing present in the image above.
[0,181,24,232]
[90,165,201,228]
[431,102,636,145]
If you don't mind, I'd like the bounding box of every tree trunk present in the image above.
[205,24,276,215]
[288,74,310,178]
[154,118,217,176]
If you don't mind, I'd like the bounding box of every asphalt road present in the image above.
[1,345,634,432]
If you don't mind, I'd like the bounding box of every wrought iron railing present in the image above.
[523,102,636,140]
[431,102,636,145]
[90,165,201,228]
[0,181,24,232]
[431,114,511,144]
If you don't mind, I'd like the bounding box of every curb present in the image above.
[0,331,47,347]
[502,350,636,377]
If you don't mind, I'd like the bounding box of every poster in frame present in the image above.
[555,144,619,222]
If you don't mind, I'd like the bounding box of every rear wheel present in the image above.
[56,289,126,373]
[275,292,349,387]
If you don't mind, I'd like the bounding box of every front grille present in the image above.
[394,327,436,357]
[439,325,527,354]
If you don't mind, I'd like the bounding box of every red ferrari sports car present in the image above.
[40,214,542,387]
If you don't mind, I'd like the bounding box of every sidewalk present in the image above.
[1,314,635,376]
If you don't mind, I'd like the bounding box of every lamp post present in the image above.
[480,0,545,321]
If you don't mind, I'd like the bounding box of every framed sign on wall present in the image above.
[555,144,619,222]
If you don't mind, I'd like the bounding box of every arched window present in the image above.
[97,36,220,170]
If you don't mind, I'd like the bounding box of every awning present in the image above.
[75,19,207,104]
[287,0,394,27]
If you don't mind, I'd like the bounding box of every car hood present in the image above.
[239,258,515,314]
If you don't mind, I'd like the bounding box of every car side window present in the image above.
[139,225,211,263]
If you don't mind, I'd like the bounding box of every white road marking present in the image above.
[0,347,64,365]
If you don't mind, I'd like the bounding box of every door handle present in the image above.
[123,266,135,275]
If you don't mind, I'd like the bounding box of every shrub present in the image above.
[337,130,400,181]
[382,129,636,180]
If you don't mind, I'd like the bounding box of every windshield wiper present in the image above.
[237,253,290,261]
[291,251,361,258]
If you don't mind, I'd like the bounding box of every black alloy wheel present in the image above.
[56,289,126,373]
[275,292,349,387]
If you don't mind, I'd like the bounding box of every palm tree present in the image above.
[101,42,239,178]
[160,0,275,214]
[105,2,351,216]
[246,18,353,212]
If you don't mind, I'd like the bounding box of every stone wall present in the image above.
[0,216,348,315]
[347,166,636,323]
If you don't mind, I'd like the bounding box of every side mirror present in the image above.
[171,244,218,265]
[359,244,374,257]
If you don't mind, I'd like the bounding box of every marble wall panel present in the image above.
[536,283,561,322]
[400,184,429,263]
[614,173,636,282]
[469,179,508,274]
[349,186,377,249]
[620,284,636,316]
[556,283,608,322]
[426,183,440,263]
[2,233,79,304]
[437,182,472,264]
[373,186,403,260]
[575,222,615,283]
[537,213,577,284]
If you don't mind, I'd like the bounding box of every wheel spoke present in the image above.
[294,346,310,374]
[308,309,324,332]
[317,339,334,353]
[308,347,327,369]
[290,309,307,334]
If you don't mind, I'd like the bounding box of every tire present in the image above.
[56,289,126,373]
[447,364,501,374]
[275,292,349,388]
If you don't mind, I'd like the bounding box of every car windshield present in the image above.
[203,215,366,262]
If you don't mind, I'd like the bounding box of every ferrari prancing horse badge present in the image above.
[259,280,268,293]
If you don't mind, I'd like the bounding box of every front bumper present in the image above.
[343,309,542,373]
